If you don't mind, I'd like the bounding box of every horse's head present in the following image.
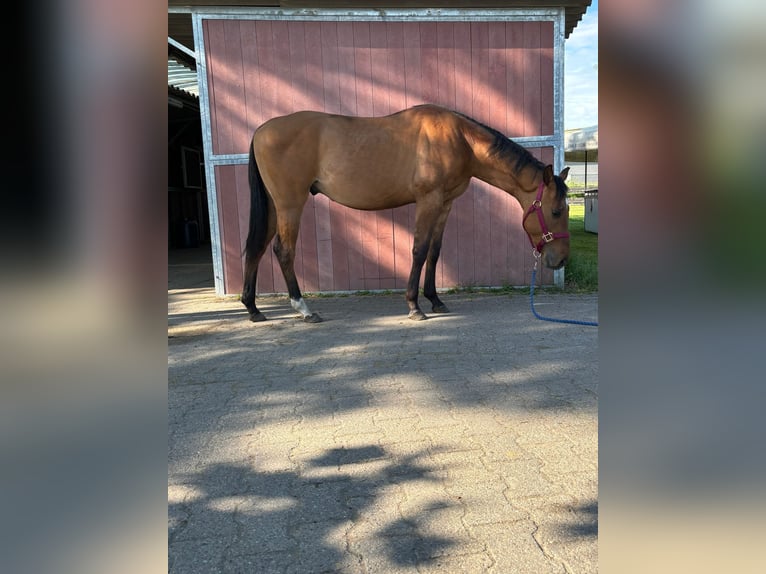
[522,165,570,269]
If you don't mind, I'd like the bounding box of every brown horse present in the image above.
[241,104,570,323]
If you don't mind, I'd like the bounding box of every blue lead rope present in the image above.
[530,266,598,327]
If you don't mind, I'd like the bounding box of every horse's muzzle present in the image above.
[545,253,568,270]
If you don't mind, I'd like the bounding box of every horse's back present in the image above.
[253,105,454,157]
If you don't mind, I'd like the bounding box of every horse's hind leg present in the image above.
[241,203,276,322]
[242,249,272,322]
[273,210,322,323]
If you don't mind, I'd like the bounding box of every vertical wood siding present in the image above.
[204,19,555,294]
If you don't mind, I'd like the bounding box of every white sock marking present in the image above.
[290,297,313,317]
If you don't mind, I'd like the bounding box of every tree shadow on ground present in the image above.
[168,292,597,426]
[169,445,462,573]
[169,291,598,571]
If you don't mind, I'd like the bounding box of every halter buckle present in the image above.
[532,199,542,209]
[542,231,554,243]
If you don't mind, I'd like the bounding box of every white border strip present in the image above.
[553,9,566,288]
[173,7,560,20]
[192,12,226,295]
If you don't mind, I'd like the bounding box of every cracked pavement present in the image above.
[168,285,598,573]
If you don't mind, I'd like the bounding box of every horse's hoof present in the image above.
[303,313,323,323]
[408,310,427,321]
[249,312,267,322]
[431,304,450,314]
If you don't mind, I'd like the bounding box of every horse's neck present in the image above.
[467,139,537,202]
[454,117,542,208]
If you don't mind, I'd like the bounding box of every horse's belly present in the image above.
[320,184,416,211]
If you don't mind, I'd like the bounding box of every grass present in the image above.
[565,203,599,292]
[566,180,599,191]
[445,284,520,296]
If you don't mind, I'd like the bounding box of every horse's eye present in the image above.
[552,209,562,218]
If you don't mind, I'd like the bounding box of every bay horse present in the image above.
[241,104,570,323]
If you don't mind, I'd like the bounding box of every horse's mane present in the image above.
[453,110,568,200]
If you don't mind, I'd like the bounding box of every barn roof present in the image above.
[168,1,592,51]
[168,58,199,99]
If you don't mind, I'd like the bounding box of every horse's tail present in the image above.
[244,139,269,259]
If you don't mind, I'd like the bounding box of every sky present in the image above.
[564,0,598,129]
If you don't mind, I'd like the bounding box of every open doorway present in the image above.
[168,47,213,290]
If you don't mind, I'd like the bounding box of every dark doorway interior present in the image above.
[168,85,213,289]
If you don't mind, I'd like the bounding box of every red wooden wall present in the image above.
[203,19,555,294]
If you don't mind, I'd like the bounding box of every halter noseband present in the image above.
[522,181,569,256]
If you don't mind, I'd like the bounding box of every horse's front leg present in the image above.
[405,239,429,320]
[406,198,444,320]
[423,200,455,314]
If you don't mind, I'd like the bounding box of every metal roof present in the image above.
[168,57,199,98]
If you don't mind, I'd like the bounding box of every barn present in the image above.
[168,1,592,296]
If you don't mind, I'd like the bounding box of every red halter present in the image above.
[522,181,569,255]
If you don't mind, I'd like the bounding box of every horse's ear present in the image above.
[543,165,554,185]
[559,166,570,181]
